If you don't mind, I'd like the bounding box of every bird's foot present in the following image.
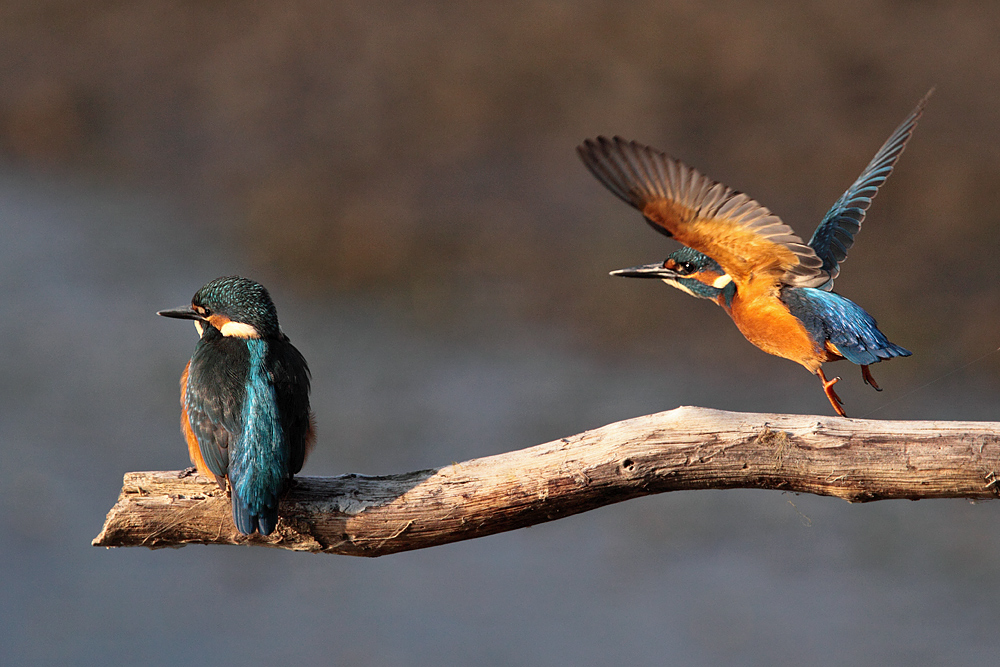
[861,365,883,391]
[818,368,848,417]
[178,466,198,479]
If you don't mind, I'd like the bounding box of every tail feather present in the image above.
[835,340,911,366]
[230,486,279,536]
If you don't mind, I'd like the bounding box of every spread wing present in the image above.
[183,332,249,478]
[808,91,930,290]
[578,136,825,288]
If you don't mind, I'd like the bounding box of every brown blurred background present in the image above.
[4,3,1000,665]
[3,0,998,378]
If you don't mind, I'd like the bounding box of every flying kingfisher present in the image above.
[578,94,929,417]
[158,276,314,535]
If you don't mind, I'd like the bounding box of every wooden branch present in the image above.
[93,406,1000,555]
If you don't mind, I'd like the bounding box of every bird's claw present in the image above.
[818,369,848,417]
[861,365,883,391]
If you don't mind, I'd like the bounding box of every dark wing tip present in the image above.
[577,135,676,212]
[808,91,932,289]
[917,87,934,109]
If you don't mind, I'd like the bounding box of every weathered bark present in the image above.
[93,406,1000,555]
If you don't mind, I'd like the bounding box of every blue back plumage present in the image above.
[808,93,929,290]
[782,287,911,366]
[228,338,288,536]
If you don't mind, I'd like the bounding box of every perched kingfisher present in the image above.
[158,276,314,535]
[578,95,929,417]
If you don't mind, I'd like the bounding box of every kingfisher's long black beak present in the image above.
[157,306,204,321]
[609,262,678,279]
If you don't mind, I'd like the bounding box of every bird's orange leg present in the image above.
[817,367,847,417]
[861,364,882,391]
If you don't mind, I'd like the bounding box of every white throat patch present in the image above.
[662,278,698,298]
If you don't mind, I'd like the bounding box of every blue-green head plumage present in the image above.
[611,246,735,306]
[191,276,281,338]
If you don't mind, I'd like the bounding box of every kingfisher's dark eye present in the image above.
[677,261,695,274]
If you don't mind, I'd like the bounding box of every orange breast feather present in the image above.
[179,361,216,480]
[726,280,829,373]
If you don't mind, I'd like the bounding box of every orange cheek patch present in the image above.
[693,271,720,286]
[207,314,232,331]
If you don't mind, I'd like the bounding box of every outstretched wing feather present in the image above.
[808,91,930,290]
[579,136,824,286]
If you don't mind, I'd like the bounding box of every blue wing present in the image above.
[228,338,288,536]
[808,92,930,290]
[783,287,910,366]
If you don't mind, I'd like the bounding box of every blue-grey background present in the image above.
[2,2,1000,664]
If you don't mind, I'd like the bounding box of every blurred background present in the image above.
[2,1,1000,664]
